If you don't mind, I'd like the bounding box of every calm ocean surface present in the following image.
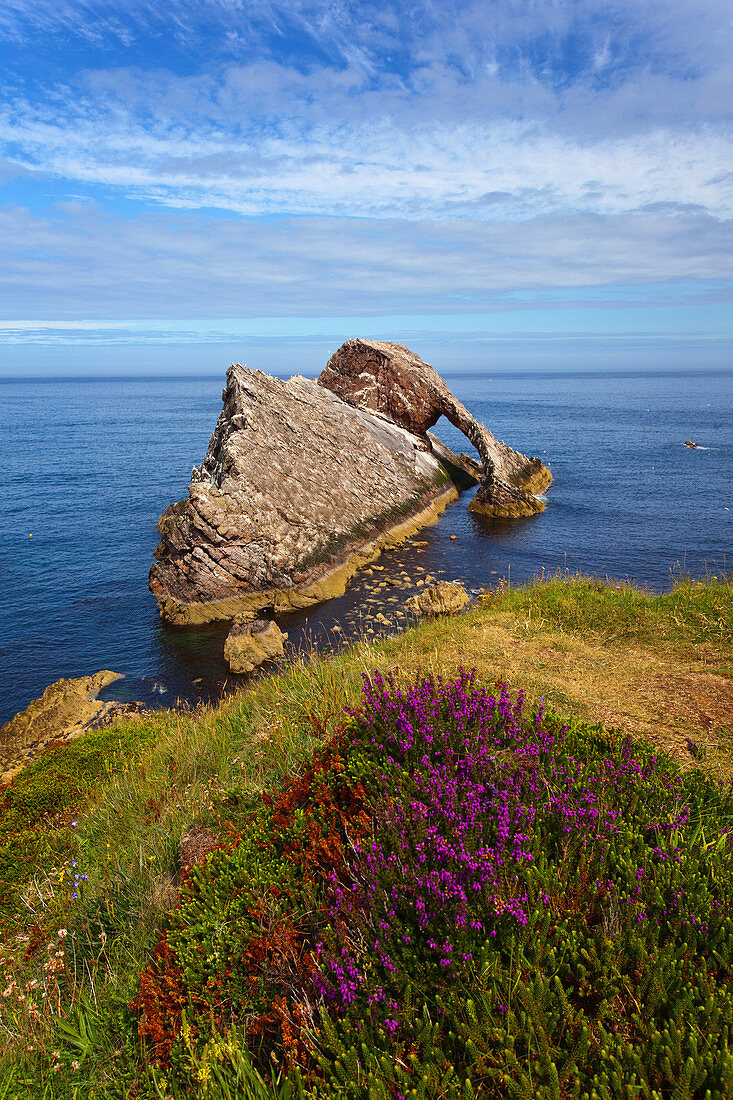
[1,368,730,725]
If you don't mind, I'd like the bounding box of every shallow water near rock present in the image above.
[1,367,730,723]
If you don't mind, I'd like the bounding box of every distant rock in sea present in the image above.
[149,340,550,626]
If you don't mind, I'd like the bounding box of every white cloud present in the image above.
[0,0,730,327]
[1,70,731,220]
[1,0,731,220]
[0,203,730,320]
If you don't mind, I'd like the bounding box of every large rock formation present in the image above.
[319,339,551,514]
[149,341,550,626]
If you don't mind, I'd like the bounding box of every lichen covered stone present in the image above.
[224,618,286,673]
[405,581,471,617]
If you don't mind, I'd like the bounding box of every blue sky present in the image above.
[0,0,731,374]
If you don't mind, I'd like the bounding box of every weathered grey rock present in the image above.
[150,361,478,625]
[319,339,552,516]
[224,618,286,673]
[405,581,471,617]
[149,341,549,625]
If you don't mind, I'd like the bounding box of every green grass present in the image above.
[481,571,732,653]
[0,573,730,1098]
[0,721,164,933]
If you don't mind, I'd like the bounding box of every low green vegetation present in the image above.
[0,573,730,1099]
[0,721,159,930]
[484,571,732,657]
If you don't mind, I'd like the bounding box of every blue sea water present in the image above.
[1,368,731,725]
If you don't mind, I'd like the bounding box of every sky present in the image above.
[0,0,731,375]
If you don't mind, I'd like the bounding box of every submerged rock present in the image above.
[150,341,549,625]
[224,618,286,674]
[405,581,471,617]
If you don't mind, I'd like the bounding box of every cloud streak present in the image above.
[1,0,731,221]
[0,203,730,319]
[2,71,731,220]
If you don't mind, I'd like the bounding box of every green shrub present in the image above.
[131,673,733,1099]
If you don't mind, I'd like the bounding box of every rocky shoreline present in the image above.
[2,341,551,748]
[0,673,148,785]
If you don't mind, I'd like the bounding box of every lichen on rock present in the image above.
[405,581,471,617]
[224,618,286,674]
[0,671,122,782]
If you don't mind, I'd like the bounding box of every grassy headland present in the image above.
[0,573,731,1098]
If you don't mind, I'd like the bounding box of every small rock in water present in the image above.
[224,618,285,673]
[405,581,471,617]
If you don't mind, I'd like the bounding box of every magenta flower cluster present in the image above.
[313,670,697,1033]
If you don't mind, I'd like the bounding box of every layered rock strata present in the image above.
[319,339,551,516]
[150,342,549,626]
[150,366,476,625]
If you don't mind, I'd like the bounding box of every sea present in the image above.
[1,367,731,726]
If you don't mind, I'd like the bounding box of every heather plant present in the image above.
[132,671,733,1099]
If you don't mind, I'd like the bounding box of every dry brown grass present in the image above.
[359,591,733,780]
